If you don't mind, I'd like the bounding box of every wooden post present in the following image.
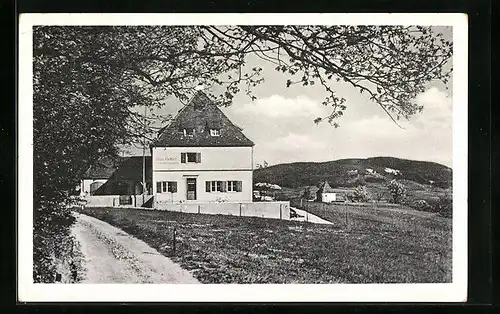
[239,203,242,217]
[172,227,177,255]
[279,204,282,220]
[198,204,201,214]
[345,205,348,229]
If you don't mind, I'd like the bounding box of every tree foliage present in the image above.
[350,185,371,203]
[387,179,408,204]
[32,25,452,281]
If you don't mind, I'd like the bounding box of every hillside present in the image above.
[253,157,452,189]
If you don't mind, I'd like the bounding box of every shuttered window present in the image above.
[181,152,201,163]
[227,181,243,192]
[206,181,226,192]
[156,181,177,193]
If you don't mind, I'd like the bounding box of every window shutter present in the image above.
[221,181,227,192]
[156,182,161,193]
[181,153,186,163]
[171,181,177,193]
[236,181,242,192]
[162,182,167,193]
[196,152,201,163]
[206,181,211,192]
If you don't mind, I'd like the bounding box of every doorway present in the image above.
[186,178,197,200]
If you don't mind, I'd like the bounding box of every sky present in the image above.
[126,27,453,168]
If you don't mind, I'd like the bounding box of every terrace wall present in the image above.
[155,201,290,220]
[83,195,153,207]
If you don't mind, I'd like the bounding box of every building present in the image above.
[316,180,337,203]
[80,156,152,196]
[150,91,255,205]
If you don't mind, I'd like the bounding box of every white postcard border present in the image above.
[18,13,468,302]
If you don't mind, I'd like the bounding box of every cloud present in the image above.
[256,133,331,165]
[229,88,453,168]
[232,94,329,118]
[263,133,325,152]
[413,87,453,131]
[345,115,414,140]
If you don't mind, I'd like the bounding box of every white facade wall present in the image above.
[321,192,337,203]
[153,146,252,171]
[152,146,253,203]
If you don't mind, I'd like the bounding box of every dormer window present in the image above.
[183,128,195,137]
[210,129,220,137]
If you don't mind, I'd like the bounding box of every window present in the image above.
[206,180,226,192]
[183,128,195,136]
[156,181,177,193]
[210,129,220,136]
[227,180,243,192]
[181,152,201,163]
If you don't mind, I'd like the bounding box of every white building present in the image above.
[316,180,337,203]
[151,91,254,205]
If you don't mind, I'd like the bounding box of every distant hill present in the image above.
[253,157,452,189]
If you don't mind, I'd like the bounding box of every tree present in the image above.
[32,25,452,281]
[302,187,312,200]
[351,185,371,203]
[387,180,408,204]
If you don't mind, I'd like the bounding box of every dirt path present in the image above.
[71,212,199,284]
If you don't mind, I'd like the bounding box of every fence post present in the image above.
[279,204,282,220]
[172,227,177,255]
[345,205,348,229]
[112,198,115,207]
[239,203,242,217]
[198,204,201,214]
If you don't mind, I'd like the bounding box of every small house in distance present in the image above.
[316,180,337,203]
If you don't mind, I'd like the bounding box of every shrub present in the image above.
[374,191,386,202]
[409,199,433,212]
[431,195,453,218]
[302,187,312,200]
[350,186,371,203]
[387,180,407,204]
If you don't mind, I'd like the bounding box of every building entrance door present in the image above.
[186,178,197,200]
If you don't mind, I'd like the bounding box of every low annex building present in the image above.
[80,156,152,196]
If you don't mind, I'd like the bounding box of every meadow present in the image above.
[78,206,452,284]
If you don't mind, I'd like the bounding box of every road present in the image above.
[71,212,199,284]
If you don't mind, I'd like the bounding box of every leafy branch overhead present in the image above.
[202,25,452,127]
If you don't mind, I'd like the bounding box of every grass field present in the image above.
[77,206,452,284]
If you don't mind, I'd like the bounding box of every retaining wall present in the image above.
[155,201,290,220]
[83,195,153,208]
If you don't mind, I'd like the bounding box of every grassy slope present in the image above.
[254,156,452,189]
[78,207,452,284]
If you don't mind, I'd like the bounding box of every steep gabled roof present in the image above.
[317,180,335,193]
[83,156,152,181]
[151,91,254,147]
